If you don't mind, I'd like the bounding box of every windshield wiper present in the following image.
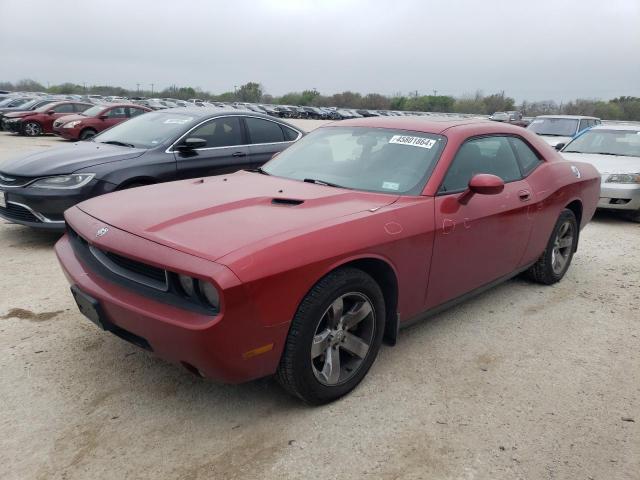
[247,166,270,175]
[100,140,135,148]
[303,178,347,189]
[592,152,624,156]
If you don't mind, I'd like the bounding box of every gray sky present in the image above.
[1,0,638,102]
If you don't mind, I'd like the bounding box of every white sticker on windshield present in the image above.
[389,135,436,149]
[163,117,192,124]
[382,181,400,191]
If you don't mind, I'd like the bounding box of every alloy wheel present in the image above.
[23,122,41,136]
[311,292,376,386]
[551,220,574,275]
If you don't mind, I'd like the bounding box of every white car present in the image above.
[527,115,601,148]
[561,124,640,222]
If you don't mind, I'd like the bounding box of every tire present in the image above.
[626,209,640,223]
[276,267,385,405]
[22,121,42,137]
[527,209,578,285]
[79,128,97,140]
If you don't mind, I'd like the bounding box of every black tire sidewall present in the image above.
[283,269,385,404]
[80,128,97,140]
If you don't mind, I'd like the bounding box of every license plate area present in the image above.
[71,285,105,329]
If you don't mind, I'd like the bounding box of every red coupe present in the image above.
[52,103,152,140]
[55,117,600,404]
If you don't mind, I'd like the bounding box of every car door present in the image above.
[43,103,76,131]
[426,135,535,308]
[174,116,250,179]
[244,116,302,168]
[102,106,128,129]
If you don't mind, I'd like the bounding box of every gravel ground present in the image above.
[0,131,638,480]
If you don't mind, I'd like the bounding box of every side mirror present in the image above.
[47,110,55,115]
[177,137,207,150]
[468,174,504,195]
[98,114,108,120]
[554,143,565,151]
[457,174,504,205]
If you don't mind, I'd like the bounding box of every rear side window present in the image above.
[440,136,522,193]
[128,107,146,118]
[53,103,75,113]
[245,117,285,144]
[187,117,243,148]
[106,107,127,118]
[509,137,542,176]
[282,125,300,141]
[73,103,91,113]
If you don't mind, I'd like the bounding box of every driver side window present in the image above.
[186,117,244,148]
[440,136,522,193]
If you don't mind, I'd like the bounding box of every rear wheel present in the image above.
[276,268,385,404]
[527,209,578,284]
[23,121,42,137]
[79,128,97,140]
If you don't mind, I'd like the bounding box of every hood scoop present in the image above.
[271,198,304,206]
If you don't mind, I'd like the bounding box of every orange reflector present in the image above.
[242,343,274,359]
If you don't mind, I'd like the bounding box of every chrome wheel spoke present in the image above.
[327,297,344,328]
[342,301,372,330]
[558,236,573,248]
[311,329,331,359]
[320,346,341,384]
[341,332,370,359]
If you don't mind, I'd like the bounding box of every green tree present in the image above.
[237,82,263,102]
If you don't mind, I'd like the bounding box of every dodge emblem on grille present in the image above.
[96,227,109,237]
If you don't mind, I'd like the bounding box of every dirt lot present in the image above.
[0,131,638,480]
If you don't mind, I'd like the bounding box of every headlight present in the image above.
[178,274,195,297]
[606,173,640,184]
[63,120,82,128]
[30,173,95,189]
[198,282,220,309]
[177,274,220,310]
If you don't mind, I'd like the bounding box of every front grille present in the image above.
[0,172,34,188]
[0,203,41,223]
[67,226,168,291]
[103,250,167,284]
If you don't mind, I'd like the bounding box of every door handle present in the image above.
[518,190,531,202]
[232,151,246,157]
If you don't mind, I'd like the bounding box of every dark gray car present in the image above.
[0,108,303,230]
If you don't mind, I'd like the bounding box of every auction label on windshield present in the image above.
[389,135,436,149]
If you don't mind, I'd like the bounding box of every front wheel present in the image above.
[276,268,385,404]
[79,128,97,140]
[23,121,42,137]
[527,209,578,284]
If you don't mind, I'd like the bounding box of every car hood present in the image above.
[76,170,399,262]
[55,113,85,124]
[4,111,35,119]
[538,135,573,147]
[561,152,640,175]
[0,142,147,177]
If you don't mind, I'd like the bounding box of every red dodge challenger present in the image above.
[55,117,600,404]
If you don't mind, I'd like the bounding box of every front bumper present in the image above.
[3,119,23,133]
[53,126,81,140]
[0,179,114,230]
[597,182,640,212]
[55,207,289,383]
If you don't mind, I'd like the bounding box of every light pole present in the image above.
[150,83,154,95]
[136,83,140,94]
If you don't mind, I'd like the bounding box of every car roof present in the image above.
[535,115,600,120]
[326,116,495,134]
[590,123,640,132]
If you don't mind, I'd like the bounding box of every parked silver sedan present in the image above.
[561,124,640,222]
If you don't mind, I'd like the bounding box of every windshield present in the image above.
[262,126,446,195]
[93,111,195,149]
[81,105,106,117]
[528,118,578,136]
[563,129,640,158]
